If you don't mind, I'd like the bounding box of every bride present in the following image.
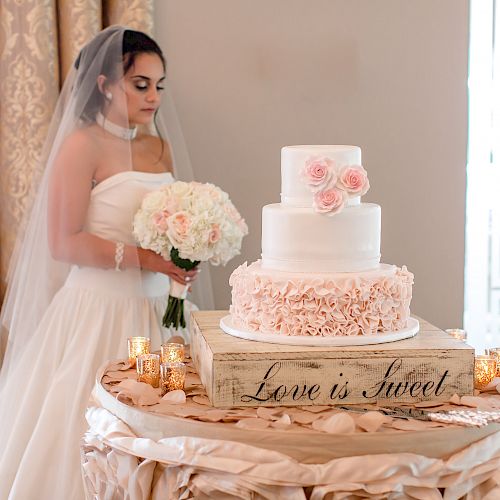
[0,26,202,499]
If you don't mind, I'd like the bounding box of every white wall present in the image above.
[155,0,469,330]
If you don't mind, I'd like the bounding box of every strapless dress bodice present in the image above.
[85,170,174,244]
[66,170,174,298]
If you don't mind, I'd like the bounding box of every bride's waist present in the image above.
[64,266,169,298]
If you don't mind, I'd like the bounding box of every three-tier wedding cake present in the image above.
[225,145,415,340]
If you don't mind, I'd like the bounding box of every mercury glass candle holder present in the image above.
[161,342,185,363]
[127,336,151,366]
[445,328,467,342]
[136,353,160,388]
[474,355,497,390]
[486,348,500,376]
[160,361,186,395]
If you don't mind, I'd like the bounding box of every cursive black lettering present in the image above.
[434,370,449,396]
[240,362,281,402]
[362,359,402,398]
[421,380,435,397]
[409,381,422,397]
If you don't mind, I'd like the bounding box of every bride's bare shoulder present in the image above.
[60,125,102,152]
[52,126,101,178]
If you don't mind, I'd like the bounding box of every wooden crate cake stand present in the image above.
[190,311,474,408]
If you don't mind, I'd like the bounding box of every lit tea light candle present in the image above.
[474,355,496,390]
[136,353,160,388]
[445,328,467,342]
[160,361,186,395]
[486,348,500,377]
[161,342,185,363]
[127,336,151,366]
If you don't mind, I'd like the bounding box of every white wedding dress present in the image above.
[0,171,194,499]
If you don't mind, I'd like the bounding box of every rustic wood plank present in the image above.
[190,311,475,408]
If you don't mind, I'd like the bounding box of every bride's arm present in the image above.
[47,131,196,285]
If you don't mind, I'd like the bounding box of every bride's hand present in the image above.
[139,249,199,286]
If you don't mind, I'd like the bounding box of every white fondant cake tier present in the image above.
[229,261,414,338]
[281,145,361,207]
[261,202,381,272]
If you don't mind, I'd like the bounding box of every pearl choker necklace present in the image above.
[96,112,138,140]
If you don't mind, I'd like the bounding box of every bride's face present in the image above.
[106,52,166,126]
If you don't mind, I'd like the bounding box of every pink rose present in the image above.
[339,165,370,195]
[313,187,346,215]
[152,210,171,232]
[166,211,191,246]
[208,223,221,244]
[302,156,336,190]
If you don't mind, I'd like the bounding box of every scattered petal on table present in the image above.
[449,394,461,405]
[171,406,211,418]
[104,371,131,381]
[312,413,355,434]
[270,414,292,429]
[185,373,202,386]
[291,410,323,425]
[391,419,432,431]
[229,409,259,417]
[222,410,259,422]
[235,418,271,430]
[116,393,134,405]
[413,400,448,408]
[458,396,481,408]
[114,379,160,406]
[482,396,500,409]
[299,406,332,413]
[185,388,207,397]
[198,410,229,422]
[192,395,212,406]
[162,390,186,404]
[106,360,131,372]
[356,411,391,433]
[256,407,282,421]
[460,396,494,409]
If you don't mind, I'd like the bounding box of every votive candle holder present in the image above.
[474,355,497,390]
[136,353,160,388]
[486,348,500,377]
[445,328,467,342]
[127,336,151,366]
[160,361,186,395]
[161,342,185,363]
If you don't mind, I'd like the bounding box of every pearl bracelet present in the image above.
[115,242,125,271]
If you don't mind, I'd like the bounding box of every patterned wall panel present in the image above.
[0,0,59,299]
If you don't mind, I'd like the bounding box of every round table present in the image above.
[81,359,500,499]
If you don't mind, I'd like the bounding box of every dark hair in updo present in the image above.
[74,29,166,125]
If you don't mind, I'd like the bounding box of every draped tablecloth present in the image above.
[81,357,500,499]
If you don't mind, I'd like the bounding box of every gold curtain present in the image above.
[0,0,154,302]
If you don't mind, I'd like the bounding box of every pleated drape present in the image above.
[0,0,154,301]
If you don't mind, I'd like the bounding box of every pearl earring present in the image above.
[105,92,113,101]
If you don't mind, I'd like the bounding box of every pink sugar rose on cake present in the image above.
[339,165,370,196]
[313,187,347,215]
[302,156,336,191]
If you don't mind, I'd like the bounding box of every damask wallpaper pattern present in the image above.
[0,0,154,301]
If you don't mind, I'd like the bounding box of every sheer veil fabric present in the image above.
[0,25,213,380]
[0,25,213,498]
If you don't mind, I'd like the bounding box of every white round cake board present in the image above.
[219,316,419,346]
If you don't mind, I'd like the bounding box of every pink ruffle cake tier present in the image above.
[229,260,414,337]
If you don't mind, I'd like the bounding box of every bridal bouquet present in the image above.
[133,181,248,328]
